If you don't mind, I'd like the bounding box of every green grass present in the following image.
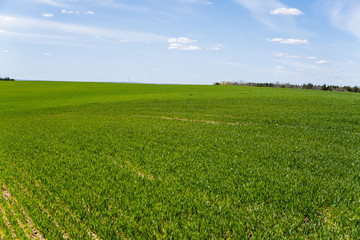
[1,81,360,239]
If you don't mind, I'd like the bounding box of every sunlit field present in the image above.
[1,81,360,239]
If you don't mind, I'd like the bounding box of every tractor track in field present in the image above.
[16,181,101,240]
[0,201,17,239]
[135,115,244,126]
[135,115,360,137]
[1,184,45,240]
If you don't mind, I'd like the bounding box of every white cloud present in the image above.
[168,43,201,50]
[3,50,9,53]
[24,0,69,8]
[43,52,52,56]
[267,38,309,44]
[276,59,325,71]
[114,39,132,44]
[42,13,54,17]
[61,10,94,15]
[275,66,285,70]
[168,37,201,50]
[270,8,304,16]
[216,61,246,67]
[328,1,360,40]
[235,0,283,12]
[0,29,6,33]
[0,16,16,22]
[275,53,321,61]
[316,60,329,64]
[152,69,158,72]
[286,55,302,59]
[183,45,201,50]
[290,55,304,59]
[89,0,174,19]
[168,37,197,44]
[209,44,225,50]
[234,0,284,27]
[0,15,166,45]
[274,52,286,57]
[180,0,213,4]
[61,9,80,14]
[1,30,72,41]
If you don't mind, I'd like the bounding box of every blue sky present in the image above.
[1,0,360,85]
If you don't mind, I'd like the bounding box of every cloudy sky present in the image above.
[1,0,360,85]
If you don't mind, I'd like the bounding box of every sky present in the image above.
[1,0,360,85]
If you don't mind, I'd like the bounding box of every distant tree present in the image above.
[0,77,15,81]
[344,86,352,92]
[320,84,328,91]
[212,81,359,94]
[330,85,340,91]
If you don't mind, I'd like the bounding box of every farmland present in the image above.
[1,81,360,239]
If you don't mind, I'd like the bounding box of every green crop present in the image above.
[1,81,360,239]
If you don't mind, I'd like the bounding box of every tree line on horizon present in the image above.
[0,77,15,81]
[214,81,359,93]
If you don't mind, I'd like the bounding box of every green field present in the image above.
[1,81,360,239]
